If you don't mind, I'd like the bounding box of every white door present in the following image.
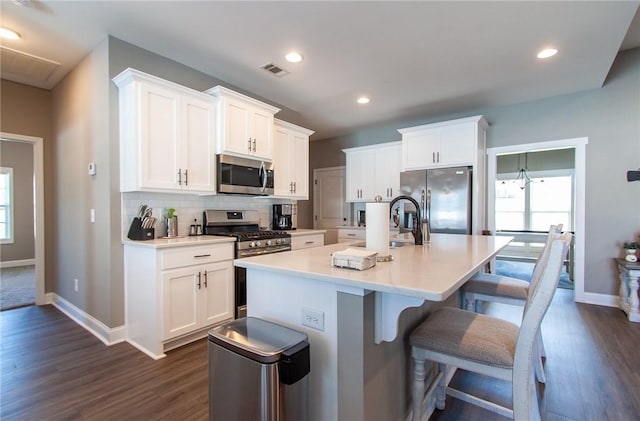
[162,267,199,340]
[200,261,234,326]
[314,167,348,244]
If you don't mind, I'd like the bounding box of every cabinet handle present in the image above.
[437,152,440,163]
[305,241,315,245]
[197,272,202,289]
[293,181,296,193]
[248,138,252,152]
[184,169,188,186]
[252,138,257,152]
[432,152,435,164]
[386,187,389,197]
[347,233,356,237]
[290,181,293,193]
[177,169,182,185]
[194,254,211,258]
[203,270,208,288]
[390,187,393,197]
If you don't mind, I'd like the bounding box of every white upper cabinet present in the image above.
[343,142,401,202]
[206,86,280,161]
[398,115,488,171]
[113,68,216,194]
[273,119,314,199]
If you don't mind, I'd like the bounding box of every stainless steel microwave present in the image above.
[217,155,274,195]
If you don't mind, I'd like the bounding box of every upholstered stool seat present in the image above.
[411,307,519,369]
[463,273,529,302]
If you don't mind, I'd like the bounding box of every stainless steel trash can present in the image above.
[208,317,310,421]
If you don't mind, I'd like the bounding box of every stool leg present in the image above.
[464,293,476,312]
[411,348,426,421]
[436,363,447,410]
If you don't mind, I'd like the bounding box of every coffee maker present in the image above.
[272,204,297,230]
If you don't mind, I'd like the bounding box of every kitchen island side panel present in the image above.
[246,269,340,421]
[246,267,455,420]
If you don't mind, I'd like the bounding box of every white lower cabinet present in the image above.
[124,241,234,359]
[162,260,233,340]
[291,233,325,250]
[337,228,365,243]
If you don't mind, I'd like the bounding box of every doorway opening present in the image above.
[0,133,45,310]
[487,137,587,302]
[313,166,347,245]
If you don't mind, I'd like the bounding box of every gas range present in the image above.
[203,210,291,258]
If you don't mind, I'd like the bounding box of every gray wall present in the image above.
[0,80,52,281]
[0,141,35,262]
[44,36,305,328]
[308,47,640,296]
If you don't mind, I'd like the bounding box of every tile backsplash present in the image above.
[122,192,296,240]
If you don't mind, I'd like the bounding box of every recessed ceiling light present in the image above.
[285,51,303,63]
[0,27,20,40]
[357,97,370,104]
[537,48,558,59]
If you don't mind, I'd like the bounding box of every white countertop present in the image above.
[123,235,235,249]
[236,233,512,301]
[288,229,326,236]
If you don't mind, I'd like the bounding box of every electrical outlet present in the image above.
[301,307,324,331]
[74,278,79,292]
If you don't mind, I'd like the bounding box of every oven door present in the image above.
[235,245,291,318]
[217,154,274,195]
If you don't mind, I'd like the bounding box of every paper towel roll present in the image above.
[366,202,390,257]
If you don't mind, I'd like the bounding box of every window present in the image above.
[0,167,14,243]
[496,169,573,232]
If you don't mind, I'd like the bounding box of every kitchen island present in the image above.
[235,233,511,421]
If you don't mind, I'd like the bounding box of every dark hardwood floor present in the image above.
[1,289,639,420]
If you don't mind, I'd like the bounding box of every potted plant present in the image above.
[623,241,638,263]
[166,208,178,238]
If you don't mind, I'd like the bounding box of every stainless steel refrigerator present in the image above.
[395,166,473,234]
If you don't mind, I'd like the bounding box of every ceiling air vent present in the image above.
[0,46,61,83]
[260,62,289,77]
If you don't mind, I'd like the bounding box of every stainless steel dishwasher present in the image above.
[208,317,310,421]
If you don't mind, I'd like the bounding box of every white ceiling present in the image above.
[1,1,639,140]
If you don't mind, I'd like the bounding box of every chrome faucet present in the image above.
[389,195,424,245]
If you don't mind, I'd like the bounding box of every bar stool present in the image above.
[410,232,571,421]
[461,224,562,383]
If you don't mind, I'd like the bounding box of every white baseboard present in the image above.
[576,292,618,307]
[45,293,126,346]
[0,258,35,268]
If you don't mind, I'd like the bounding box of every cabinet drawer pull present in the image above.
[305,241,315,244]
[347,233,356,237]
[194,254,211,258]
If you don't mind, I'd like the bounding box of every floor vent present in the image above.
[260,62,289,77]
[0,46,61,84]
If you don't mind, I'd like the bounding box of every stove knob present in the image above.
[275,238,281,245]
[255,241,261,247]
[249,241,256,248]
[266,240,272,246]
